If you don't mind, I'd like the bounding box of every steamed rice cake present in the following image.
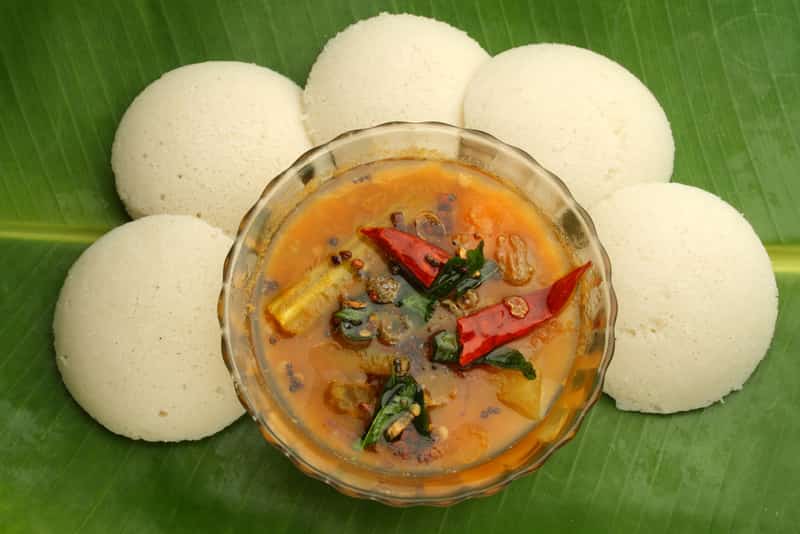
[53,215,244,441]
[303,13,489,144]
[592,183,778,413]
[464,44,674,208]
[112,61,311,235]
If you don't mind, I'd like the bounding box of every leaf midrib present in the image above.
[764,244,800,274]
[2,221,798,275]
[0,221,111,244]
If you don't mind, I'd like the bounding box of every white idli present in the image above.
[464,44,674,207]
[303,13,489,144]
[53,215,244,441]
[112,61,312,235]
[593,183,778,413]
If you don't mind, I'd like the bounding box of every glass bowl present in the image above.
[219,122,617,506]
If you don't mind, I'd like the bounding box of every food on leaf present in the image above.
[464,43,674,207]
[54,215,244,442]
[112,62,311,235]
[594,183,778,413]
[303,13,489,144]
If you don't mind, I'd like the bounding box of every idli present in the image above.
[112,61,312,235]
[53,215,244,441]
[592,183,778,413]
[464,44,674,207]
[303,13,489,144]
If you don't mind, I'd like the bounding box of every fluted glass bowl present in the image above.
[219,122,617,506]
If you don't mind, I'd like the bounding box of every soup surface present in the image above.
[256,159,583,472]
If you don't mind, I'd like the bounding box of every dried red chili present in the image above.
[360,227,450,287]
[456,262,592,366]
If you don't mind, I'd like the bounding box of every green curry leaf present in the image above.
[431,330,459,363]
[431,330,535,380]
[398,289,435,322]
[455,259,499,297]
[473,349,536,380]
[359,373,429,449]
[427,241,496,300]
[412,384,431,437]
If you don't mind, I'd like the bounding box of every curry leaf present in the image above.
[398,289,435,322]
[428,241,494,299]
[473,349,536,380]
[359,373,425,449]
[454,259,499,297]
[431,330,459,363]
[412,384,431,437]
[431,330,534,379]
[395,242,496,323]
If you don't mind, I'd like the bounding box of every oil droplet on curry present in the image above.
[256,160,588,472]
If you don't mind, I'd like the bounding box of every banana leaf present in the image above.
[1,0,798,532]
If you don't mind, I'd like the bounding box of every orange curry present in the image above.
[256,160,586,472]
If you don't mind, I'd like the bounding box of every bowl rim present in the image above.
[219,121,617,506]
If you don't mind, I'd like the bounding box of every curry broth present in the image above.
[256,160,580,472]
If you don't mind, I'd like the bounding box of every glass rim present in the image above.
[219,121,618,506]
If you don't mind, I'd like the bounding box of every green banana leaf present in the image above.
[1,0,798,532]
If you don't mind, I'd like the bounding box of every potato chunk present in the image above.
[494,371,541,420]
[324,381,376,418]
